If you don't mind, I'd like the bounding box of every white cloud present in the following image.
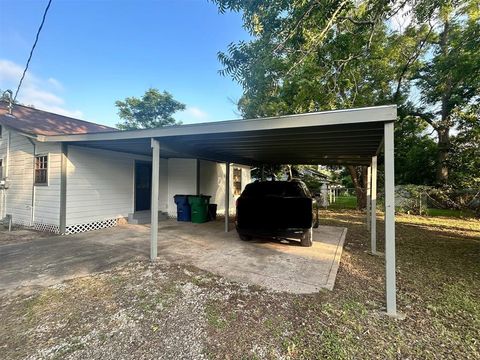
[179,106,210,123]
[0,59,83,118]
[185,106,208,120]
[47,77,63,91]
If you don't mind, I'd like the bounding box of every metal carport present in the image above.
[38,105,398,316]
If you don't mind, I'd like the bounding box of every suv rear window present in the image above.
[242,181,310,197]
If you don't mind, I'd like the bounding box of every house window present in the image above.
[233,167,242,195]
[34,155,48,185]
[0,159,3,179]
[0,125,2,138]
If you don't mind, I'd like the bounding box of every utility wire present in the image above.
[13,0,53,103]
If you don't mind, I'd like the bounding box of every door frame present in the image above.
[134,160,152,212]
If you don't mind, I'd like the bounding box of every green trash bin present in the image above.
[188,195,211,223]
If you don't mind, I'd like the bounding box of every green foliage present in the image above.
[394,114,437,185]
[212,0,480,190]
[416,3,480,117]
[250,164,284,180]
[412,2,480,184]
[213,1,431,117]
[251,164,327,188]
[395,185,430,215]
[298,173,324,193]
[115,88,185,130]
[449,104,480,188]
[392,184,479,216]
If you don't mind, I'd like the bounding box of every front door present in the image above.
[135,161,152,211]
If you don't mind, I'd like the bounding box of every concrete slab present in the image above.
[0,220,346,295]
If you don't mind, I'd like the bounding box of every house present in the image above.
[0,101,401,316]
[0,102,251,234]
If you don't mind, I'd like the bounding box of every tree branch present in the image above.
[393,22,434,102]
[286,0,350,76]
[338,16,374,25]
[273,1,321,53]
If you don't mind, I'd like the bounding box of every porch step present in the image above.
[127,211,169,225]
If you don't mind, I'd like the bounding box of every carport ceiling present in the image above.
[39,105,396,166]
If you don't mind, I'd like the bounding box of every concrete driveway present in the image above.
[0,220,346,296]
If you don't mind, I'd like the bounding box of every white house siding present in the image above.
[199,160,225,209]
[0,128,9,219]
[65,146,138,232]
[158,158,169,212]
[167,158,197,217]
[0,128,251,233]
[33,142,62,231]
[1,130,34,226]
[0,129,61,230]
[199,160,251,215]
[7,131,34,226]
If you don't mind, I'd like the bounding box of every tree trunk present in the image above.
[348,165,367,209]
[436,127,450,184]
[436,19,452,185]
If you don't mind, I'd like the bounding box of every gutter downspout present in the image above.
[27,137,36,227]
[2,131,10,218]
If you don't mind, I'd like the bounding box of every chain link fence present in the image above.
[320,185,479,218]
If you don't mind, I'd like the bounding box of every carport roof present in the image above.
[38,105,396,166]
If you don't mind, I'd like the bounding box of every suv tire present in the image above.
[301,228,313,247]
[239,234,253,241]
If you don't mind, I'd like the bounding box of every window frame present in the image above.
[34,153,49,186]
[233,167,242,196]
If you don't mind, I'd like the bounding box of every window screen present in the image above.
[233,168,242,195]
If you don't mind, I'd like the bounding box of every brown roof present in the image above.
[0,102,117,136]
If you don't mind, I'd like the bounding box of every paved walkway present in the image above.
[0,220,346,295]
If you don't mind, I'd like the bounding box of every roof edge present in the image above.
[39,105,397,143]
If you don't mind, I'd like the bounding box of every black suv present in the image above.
[235,180,319,247]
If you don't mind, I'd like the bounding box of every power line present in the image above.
[13,0,53,103]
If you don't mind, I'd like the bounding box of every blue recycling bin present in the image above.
[174,195,191,222]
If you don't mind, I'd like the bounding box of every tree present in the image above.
[115,88,185,130]
[414,2,480,184]
[212,0,434,208]
[448,104,480,188]
[394,112,437,185]
[213,0,479,206]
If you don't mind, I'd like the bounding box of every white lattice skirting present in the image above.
[65,218,118,235]
[34,222,60,234]
[12,218,32,227]
[10,219,60,233]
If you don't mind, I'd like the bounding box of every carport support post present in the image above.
[384,122,397,316]
[225,162,230,232]
[366,166,371,230]
[370,156,377,254]
[150,139,160,261]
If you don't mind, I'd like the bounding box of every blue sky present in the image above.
[0,0,249,126]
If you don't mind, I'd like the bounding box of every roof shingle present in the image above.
[0,102,117,136]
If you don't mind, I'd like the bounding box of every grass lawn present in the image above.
[327,195,357,209]
[426,207,477,218]
[1,210,479,359]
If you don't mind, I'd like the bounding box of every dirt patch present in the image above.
[0,228,53,243]
[1,210,479,359]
